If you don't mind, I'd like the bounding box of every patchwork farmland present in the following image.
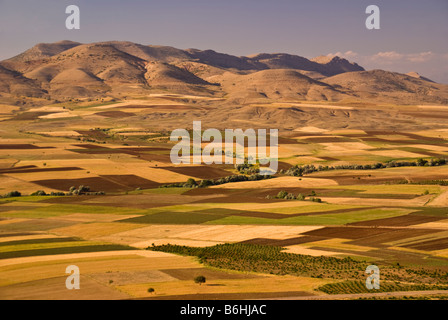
[0,95,448,300]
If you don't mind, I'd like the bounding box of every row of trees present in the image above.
[235,163,260,175]
[1,191,21,198]
[268,190,322,202]
[160,174,273,189]
[1,186,105,198]
[282,158,448,177]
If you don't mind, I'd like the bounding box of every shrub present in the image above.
[4,191,21,198]
[276,190,288,199]
[194,275,206,285]
[31,190,46,196]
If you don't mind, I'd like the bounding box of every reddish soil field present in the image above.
[156,166,233,179]
[346,228,437,247]
[318,156,339,161]
[239,235,321,246]
[0,232,36,238]
[402,237,448,251]
[303,226,393,240]
[31,177,127,192]
[350,215,445,227]
[0,144,51,149]
[0,166,83,174]
[100,175,160,189]
[70,144,122,154]
[32,174,160,192]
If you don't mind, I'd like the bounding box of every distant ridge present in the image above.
[0,40,447,105]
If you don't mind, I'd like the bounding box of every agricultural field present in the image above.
[0,96,448,300]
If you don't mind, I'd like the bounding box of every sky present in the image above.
[1,0,447,82]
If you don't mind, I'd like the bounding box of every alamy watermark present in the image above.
[365,265,380,289]
[365,5,380,30]
[65,265,80,290]
[65,5,80,30]
[170,121,278,175]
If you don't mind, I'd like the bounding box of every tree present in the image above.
[4,191,21,198]
[31,190,46,196]
[417,158,428,166]
[194,275,206,285]
[184,178,197,188]
[276,190,288,199]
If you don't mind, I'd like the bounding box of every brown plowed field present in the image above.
[303,226,393,240]
[157,166,233,179]
[350,214,445,227]
[402,237,448,251]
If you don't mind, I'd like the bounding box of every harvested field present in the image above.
[97,225,322,246]
[0,275,131,300]
[160,267,259,281]
[118,275,327,299]
[141,291,315,300]
[282,245,340,257]
[211,176,338,189]
[90,270,177,285]
[51,222,146,239]
[11,112,53,120]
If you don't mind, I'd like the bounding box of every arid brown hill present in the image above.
[1,41,447,105]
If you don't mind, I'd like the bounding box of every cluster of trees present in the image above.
[1,191,21,198]
[282,158,447,177]
[160,174,273,189]
[1,186,107,198]
[235,163,259,175]
[30,190,65,196]
[68,185,105,196]
[268,190,322,202]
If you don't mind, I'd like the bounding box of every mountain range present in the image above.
[1,40,447,105]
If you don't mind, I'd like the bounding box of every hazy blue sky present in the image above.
[1,0,447,82]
